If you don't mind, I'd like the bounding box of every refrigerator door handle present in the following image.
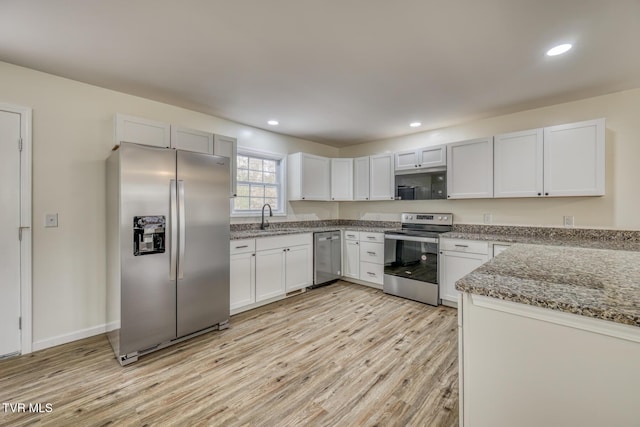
[177,180,186,279]
[170,180,178,280]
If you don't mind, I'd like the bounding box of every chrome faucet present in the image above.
[260,203,273,230]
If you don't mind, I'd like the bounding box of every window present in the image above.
[232,150,286,216]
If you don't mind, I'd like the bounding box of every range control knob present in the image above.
[438,216,442,220]
[443,216,448,220]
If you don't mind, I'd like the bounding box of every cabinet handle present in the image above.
[356,242,359,245]
[235,245,249,249]
[414,165,418,167]
[283,249,287,252]
[302,197,306,200]
[252,253,256,257]
[366,197,369,200]
[537,193,541,196]
[545,193,549,196]
[418,164,422,167]
[367,236,376,240]
[367,272,376,276]
[454,244,469,248]
[367,251,376,255]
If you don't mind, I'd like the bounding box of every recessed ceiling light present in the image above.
[409,122,422,128]
[546,43,572,56]
[267,120,279,126]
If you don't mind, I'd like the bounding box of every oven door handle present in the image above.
[384,234,439,244]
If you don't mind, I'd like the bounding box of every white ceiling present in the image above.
[1,1,639,147]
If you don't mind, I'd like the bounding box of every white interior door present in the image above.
[0,109,22,357]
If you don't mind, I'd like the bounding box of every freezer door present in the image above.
[119,143,177,355]
[176,151,230,337]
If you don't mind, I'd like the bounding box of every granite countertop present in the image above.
[456,243,640,327]
[231,223,399,240]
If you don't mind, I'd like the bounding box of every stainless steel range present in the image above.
[383,213,453,306]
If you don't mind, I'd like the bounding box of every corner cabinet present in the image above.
[447,137,494,199]
[330,158,354,201]
[288,153,331,201]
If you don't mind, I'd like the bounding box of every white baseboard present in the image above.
[32,323,107,352]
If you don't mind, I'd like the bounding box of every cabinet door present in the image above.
[543,118,605,196]
[330,158,354,201]
[255,248,286,301]
[447,137,494,199]
[494,129,543,198]
[115,113,170,148]
[440,251,488,306]
[285,244,312,292]
[395,150,419,171]
[418,145,446,168]
[343,239,360,279]
[213,134,237,197]
[230,251,255,310]
[353,156,370,200]
[301,154,331,200]
[369,153,394,200]
[171,126,214,154]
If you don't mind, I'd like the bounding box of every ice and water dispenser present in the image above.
[133,216,166,256]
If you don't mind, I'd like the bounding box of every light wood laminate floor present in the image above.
[0,282,458,426]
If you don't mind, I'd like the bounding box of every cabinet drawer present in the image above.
[344,230,360,241]
[359,261,383,285]
[440,238,489,255]
[360,232,384,243]
[256,233,312,251]
[359,241,384,264]
[230,239,255,255]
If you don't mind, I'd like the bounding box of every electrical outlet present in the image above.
[45,213,58,228]
[563,215,574,228]
[483,213,492,224]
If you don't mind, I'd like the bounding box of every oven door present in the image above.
[383,234,440,305]
[384,234,439,283]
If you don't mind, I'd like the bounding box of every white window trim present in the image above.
[231,147,288,217]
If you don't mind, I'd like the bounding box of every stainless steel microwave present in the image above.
[394,170,446,200]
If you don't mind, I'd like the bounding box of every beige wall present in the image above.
[0,61,337,345]
[2,58,639,349]
[338,88,640,230]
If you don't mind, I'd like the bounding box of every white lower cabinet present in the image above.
[439,239,490,307]
[231,233,312,313]
[342,230,384,286]
[230,240,256,310]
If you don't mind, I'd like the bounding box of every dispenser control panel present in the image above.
[133,216,166,256]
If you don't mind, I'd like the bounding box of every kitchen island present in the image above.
[455,244,640,427]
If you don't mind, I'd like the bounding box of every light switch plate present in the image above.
[483,213,492,224]
[45,213,58,228]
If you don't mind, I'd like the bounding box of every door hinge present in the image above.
[18,138,23,151]
[19,317,22,330]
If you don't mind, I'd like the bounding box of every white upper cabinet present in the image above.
[213,134,237,197]
[287,153,331,201]
[447,137,494,199]
[353,156,371,201]
[494,128,544,198]
[369,153,395,200]
[114,113,170,148]
[330,158,354,201]
[170,126,214,154]
[543,118,605,197]
[395,145,446,171]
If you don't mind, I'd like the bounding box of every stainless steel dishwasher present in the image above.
[312,230,342,287]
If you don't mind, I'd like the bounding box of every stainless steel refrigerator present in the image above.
[106,142,230,365]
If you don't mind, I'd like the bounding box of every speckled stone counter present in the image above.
[444,224,640,251]
[230,220,400,240]
[456,244,640,327]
